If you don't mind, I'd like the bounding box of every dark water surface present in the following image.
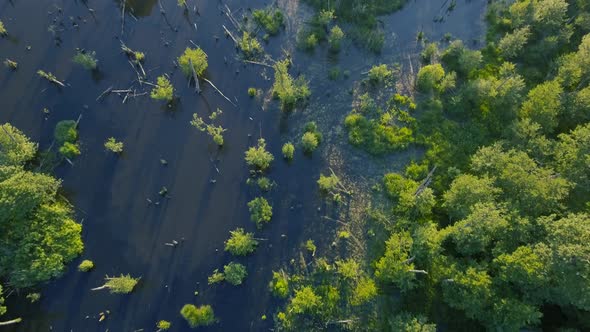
[0,0,485,331]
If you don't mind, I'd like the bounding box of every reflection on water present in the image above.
[118,0,159,17]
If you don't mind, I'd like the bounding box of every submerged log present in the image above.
[0,318,22,326]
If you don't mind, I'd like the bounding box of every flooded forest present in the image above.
[1,0,590,331]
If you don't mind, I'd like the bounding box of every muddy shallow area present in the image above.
[0,0,485,330]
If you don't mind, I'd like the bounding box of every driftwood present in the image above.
[222,25,238,46]
[223,4,242,32]
[0,318,22,326]
[201,77,236,106]
[414,166,437,196]
[96,86,113,101]
[242,59,273,68]
[408,269,428,274]
[188,58,201,93]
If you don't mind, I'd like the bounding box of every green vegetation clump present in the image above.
[272,59,311,111]
[238,32,263,59]
[248,87,257,97]
[368,64,394,83]
[282,142,295,160]
[301,122,322,154]
[344,93,415,155]
[93,274,139,294]
[55,120,81,158]
[248,197,272,228]
[245,138,274,170]
[269,271,289,298]
[104,137,123,154]
[180,304,216,328]
[224,228,258,256]
[178,47,208,77]
[328,26,345,51]
[223,262,248,286]
[253,7,284,35]
[72,50,98,70]
[150,76,174,102]
[4,59,17,70]
[78,260,94,272]
[190,109,226,146]
[256,177,273,191]
[0,124,83,288]
[156,320,171,330]
[207,269,224,285]
[0,21,6,36]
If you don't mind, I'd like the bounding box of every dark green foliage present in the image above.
[54,120,80,158]
[253,7,284,35]
[344,93,415,155]
[223,262,247,286]
[248,197,272,228]
[0,124,83,288]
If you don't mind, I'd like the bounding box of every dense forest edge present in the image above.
[1,0,590,330]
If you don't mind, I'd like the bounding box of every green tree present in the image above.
[223,262,247,286]
[375,231,421,292]
[443,174,501,221]
[554,123,590,194]
[498,26,531,59]
[328,25,345,51]
[248,197,272,228]
[416,64,445,93]
[269,271,289,298]
[104,137,124,154]
[245,138,274,170]
[272,59,310,111]
[224,228,258,256]
[78,260,94,272]
[388,313,436,332]
[289,286,321,314]
[519,80,563,133]
[180,304,216,328]
[282,142,295,160]
[150,76,174,102]
[178,47,208,77]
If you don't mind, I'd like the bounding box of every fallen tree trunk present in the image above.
[202,77,236,106]
[0,318,22,326]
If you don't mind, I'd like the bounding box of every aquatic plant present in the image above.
[104,137,124,154]
[78,260,94,272]
[4,59,17,70]
[190,110,226,146]
[180,304,216,328]
[248,197,272,228]
[150,76,174,102]
[55,120,81,158]
[0,21,6,36]
[224,228,258,256]
[207,269,224,285]
[248,87,257,97]
[72,50,98,70]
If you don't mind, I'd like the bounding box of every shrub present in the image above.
[225,228,258,256]
[72,51,98,70]
[253,8,284,35]
[150,76,174,102]
[302,132,318,153]
[208,269,224,285]
[416,64,445,92]
[104,137,124,154]
[269,271,289,298]
[368,64,393,83]
[248,197,272,228]
[78,260,94,272]
[239,32,263,59]
[245,138,274,170]
[282,142,295,160]
[224,262,248,286]
[54,120,78,144]
[328,26,345,51]
[178,47,208,77]
[272,59,311,111]
[304,239,316,255]
[59,142,81,158]
[180,304,216,328]
[303,33,318,50]
[248,87,257,97]
[157,320,171,330]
